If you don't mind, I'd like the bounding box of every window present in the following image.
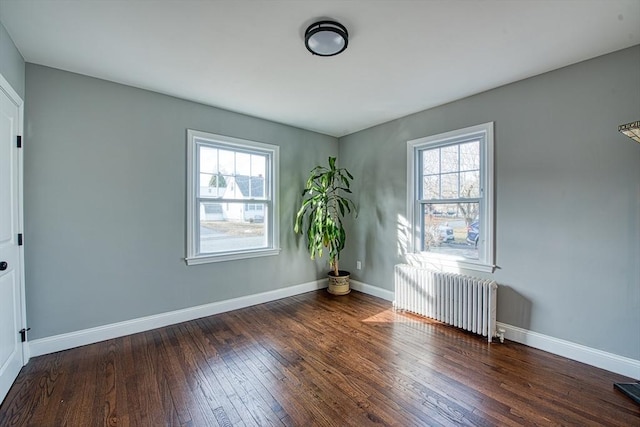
[186,130,279,264]
[407,122,494,272]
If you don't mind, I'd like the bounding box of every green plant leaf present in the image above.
[294,156,356,270]
[345,169,354,180]
[328,157,336,170]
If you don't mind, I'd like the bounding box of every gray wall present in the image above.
[0,20,24,99]
[20,44,640,362]
[24,64,337,339]
[339,46,640,360]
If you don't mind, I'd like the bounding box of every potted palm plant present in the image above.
[294,157,357,295]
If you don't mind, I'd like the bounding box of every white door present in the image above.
[0,76,25,404]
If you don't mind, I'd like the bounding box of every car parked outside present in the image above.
[424,223,454,247]
[466,221,479,246]
[439,224,454,242]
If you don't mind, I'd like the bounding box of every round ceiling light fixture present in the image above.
[304,20,348,56]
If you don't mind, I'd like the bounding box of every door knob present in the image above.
[0,261,7,271]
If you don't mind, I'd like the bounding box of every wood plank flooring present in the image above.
[0,290,638,426]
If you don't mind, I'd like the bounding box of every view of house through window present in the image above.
[187,130,279,264]
[198,145,268,253]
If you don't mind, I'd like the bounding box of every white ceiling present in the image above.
[1,0,639,137]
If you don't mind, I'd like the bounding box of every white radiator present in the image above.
[394,264,499,342]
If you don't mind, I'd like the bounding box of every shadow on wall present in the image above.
[363,158,408,273]
[397,215,411,260]
[282,141,336,254]
[497,285,532,330]
[342,120,414,284]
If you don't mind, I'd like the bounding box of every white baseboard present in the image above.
[29,280,327,358]
[497,322,640,380]
[350,280,394,301]
[28,279,640,381]
[352,280,640,380]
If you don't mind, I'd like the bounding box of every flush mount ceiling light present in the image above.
[305,20,348,56]
[618,120,640,143]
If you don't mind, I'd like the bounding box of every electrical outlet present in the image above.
[356,260,362,270]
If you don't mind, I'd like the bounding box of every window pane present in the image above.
[422,149,439,175]
[421,202,479,260]
[199,146,219,173]
[199,172,212,193]
[199,201,267,254]
[202,202,224,218]
[459,141,479,171]
[199,151,229,197]
[422,175,440,199]
[204,152,269,201]
[230,175,265,200]
[251,154,266,177]
[218,149,235,175]
[199,173,228,198]
[441,173,459,199]
[236,152,251,175]
[440,145,459,173]
[460,171,480,198]
[250,176,265,198]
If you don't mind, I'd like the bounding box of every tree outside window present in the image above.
[407,122,494,272]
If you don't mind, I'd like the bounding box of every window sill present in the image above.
[186,248,281,265]
[406,252,495,274]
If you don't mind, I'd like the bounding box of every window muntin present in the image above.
[407,122,494,272]
[187,130,279,264]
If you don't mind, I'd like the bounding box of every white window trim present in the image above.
[406,122,495,273]
[186,129,280,265]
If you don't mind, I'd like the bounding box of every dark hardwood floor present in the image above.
[0,290,638,426]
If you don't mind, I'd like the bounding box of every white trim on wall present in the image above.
[28,279,639,380]
[350,280,394,301]
[29,280,327,358]
[497,322,640,380]
[356,280,639,379]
